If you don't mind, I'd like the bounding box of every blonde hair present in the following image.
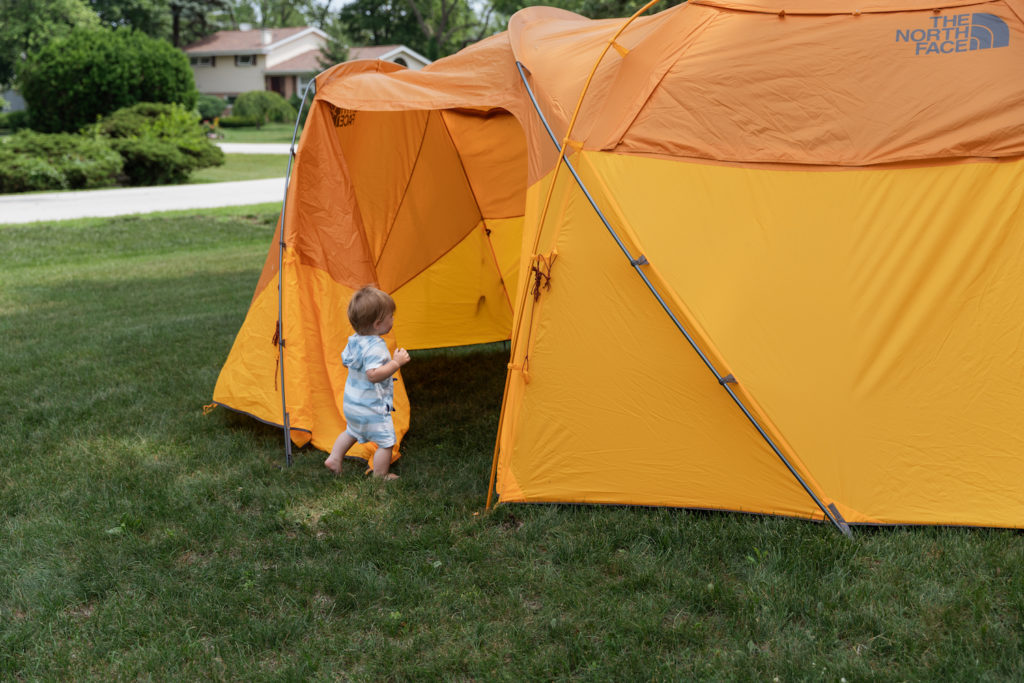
[347,286,395,334]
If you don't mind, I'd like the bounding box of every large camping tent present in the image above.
[213,0,1024,530]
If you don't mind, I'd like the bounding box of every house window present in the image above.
[235,54,258,67]
[190,56,215,67]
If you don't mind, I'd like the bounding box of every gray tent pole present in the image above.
[514,62,851,537]
[276,77,318,467]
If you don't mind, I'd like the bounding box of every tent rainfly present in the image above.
[213,0,1024,532]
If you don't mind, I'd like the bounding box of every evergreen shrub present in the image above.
[0,130,122,192]
[217,115,262,128]
[91,102,224,185]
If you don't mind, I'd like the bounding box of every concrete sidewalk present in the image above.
[0,178,287,225]
[0,142,292,224]
[217,142,292,154]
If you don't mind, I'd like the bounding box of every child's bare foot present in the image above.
[323,455,342,474]
[373,472,399,481]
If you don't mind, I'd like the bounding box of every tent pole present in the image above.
[275,77,318,467]
[514,62,851,537]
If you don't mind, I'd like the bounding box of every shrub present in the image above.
[288,93,310,128]
[0,110,30,131]
[109,137,192,186]
[0,130,122,192]
[197,94,227,120]
[0,153,67,193]
[19,26,197,133]
[91,102,224,185]
[217,115,261,128]
[232,90,296,128]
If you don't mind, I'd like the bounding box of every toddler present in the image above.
[323,286,410,479]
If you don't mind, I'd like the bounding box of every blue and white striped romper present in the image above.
[341,334,396,447]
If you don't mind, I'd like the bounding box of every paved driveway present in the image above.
[0,142,290,225]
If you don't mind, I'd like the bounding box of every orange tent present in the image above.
[214,0,1024,530]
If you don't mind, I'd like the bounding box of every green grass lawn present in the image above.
[2,207,1023,679]
[189,154,290,183]
[217,122,300,143]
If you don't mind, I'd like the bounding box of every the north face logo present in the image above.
[896,13,1010,55]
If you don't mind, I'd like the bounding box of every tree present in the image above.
[324,0,481,61]
[0,0,100,88]
[169,0,230,46]
[88,0,170,36]
[19,25,198,132]
[400,0,480,58]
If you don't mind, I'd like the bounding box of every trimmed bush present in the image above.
[232,90,296,128]
[109,137,192,186]
[0,130,122,192]
[19,26,197,133]
[197,94,227,120]
[0,153,67,193]
[0,110,30,131]
[217,115,262,128]
[288,93,310,127]
[91,102,224,185]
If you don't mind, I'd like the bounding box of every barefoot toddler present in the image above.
[324,286,410,479]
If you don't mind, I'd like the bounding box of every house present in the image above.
[183,27,431,101]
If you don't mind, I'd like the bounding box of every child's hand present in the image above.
[393,347,411,367]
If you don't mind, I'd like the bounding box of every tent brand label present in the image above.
[895,13,1009,55]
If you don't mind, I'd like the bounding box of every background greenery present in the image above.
[1,205,1023,679]
[18,26,197,133]
[0,103,224,193]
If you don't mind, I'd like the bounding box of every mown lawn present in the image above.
[0,153,288,196]
[217,122,300,143]
[1,206,1023,679]
[189,154,290,183]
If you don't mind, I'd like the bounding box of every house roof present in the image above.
[349,45,432,66]
[348,45,402,60]
[184,27,326,55]
[260,44,433,75]
[264,49,323,75]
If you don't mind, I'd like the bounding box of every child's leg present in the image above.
[372,446,398,479]
[324,431,357,474]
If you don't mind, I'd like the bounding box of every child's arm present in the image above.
[366,348,411,383]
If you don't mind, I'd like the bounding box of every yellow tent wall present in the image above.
[215,0,1024,527]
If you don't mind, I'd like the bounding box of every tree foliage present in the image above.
[0,0,100,88]
[19,26,198,133]
[323,0,486,63]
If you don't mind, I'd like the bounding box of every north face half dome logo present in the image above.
[896,13,1010,55]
